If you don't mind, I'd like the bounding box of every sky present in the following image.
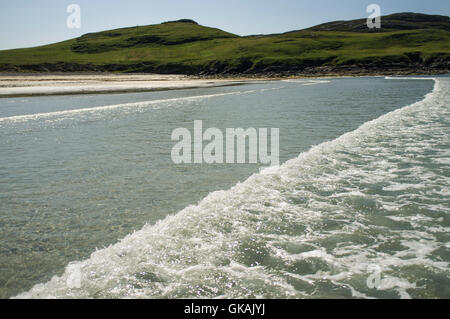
[0,0,448,50]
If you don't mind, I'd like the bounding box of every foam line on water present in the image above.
[282,79,331,85]
[384,76,437,81]
[0,87,283,123]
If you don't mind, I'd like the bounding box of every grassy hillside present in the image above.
[307,12,450,32]
[0,14,449,75]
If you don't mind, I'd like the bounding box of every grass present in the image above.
[308,12,450,32]
[0,13,449,74]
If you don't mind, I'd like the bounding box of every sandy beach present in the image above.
[0,74,248,97]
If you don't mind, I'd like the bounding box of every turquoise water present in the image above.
[0,77,448,298]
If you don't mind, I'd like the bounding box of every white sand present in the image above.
[0,74,245,97]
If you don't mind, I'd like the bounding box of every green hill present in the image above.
[0,13,448,75]
[307,12,450,32]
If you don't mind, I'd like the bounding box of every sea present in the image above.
[0,76,448,299]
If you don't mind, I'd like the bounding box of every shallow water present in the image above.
[0,76,448,298]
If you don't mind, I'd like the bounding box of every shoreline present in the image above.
[0,74,249,98]
[0,71,447,98]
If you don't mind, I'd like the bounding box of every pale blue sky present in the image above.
[0,0,448,50]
